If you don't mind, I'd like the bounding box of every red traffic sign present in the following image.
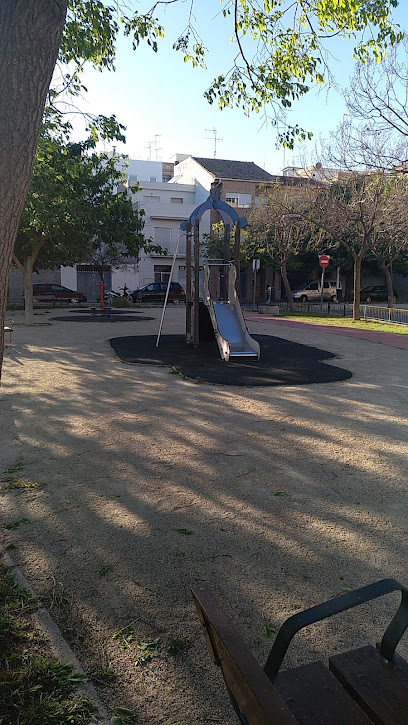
[319,254,330,268]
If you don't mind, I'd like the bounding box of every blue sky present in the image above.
[69,1,408,174]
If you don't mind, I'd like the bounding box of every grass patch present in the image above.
[7,460,24,474]
[1,460,41,492]
[111,297,133,309]
[99,564,113,577]
[2,477,40,491]
[167,636,191,655]
[111,708,139,724]
[133,638,161,666]
[280,311,408,335]
[174,528,193,535]
[0,563,98,724]
[3,518,31,530]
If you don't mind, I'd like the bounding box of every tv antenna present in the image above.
[146,140,154,161]
[205,127,223,158]
[154,134,162,161]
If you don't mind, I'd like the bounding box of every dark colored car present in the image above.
[130,282,186,303]
[27,283,87,303]
[347,285,398,303]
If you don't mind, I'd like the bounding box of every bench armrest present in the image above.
[264,578,408,682]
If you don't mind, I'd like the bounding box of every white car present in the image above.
[293,280,337,303]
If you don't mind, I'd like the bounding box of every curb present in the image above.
[2,552,110,725]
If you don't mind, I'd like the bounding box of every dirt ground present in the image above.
[1,306,408,724]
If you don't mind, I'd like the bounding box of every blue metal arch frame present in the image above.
[180,188,247,230]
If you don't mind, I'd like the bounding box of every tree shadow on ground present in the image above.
[1,331,408,724]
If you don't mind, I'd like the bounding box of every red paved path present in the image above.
[244,313,408,350]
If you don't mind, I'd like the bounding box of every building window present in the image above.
[238,193,252,208]
[170,197,183,204]
[226,193,252,208]
[149,176,157,182]
[154,227,172,247]
[143,195,160,203]
[154,265,171,282]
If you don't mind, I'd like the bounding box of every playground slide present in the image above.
[203,265,260,362]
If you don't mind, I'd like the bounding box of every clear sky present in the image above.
[68,1,408,175]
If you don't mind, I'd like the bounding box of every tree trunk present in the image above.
[280,260,295,311]
[0,0,67,380]
[23,260,35,327]
[353,254,362,321]
[378,258,395,309]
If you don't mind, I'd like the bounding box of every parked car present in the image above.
[25,283,87,303]
[292,280,337,303]
[347,286,398,303]
[130,282,186,303]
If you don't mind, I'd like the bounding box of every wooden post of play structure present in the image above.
[223,223,231,300]
[234,217,241,296]
[185,223,192,343]
[193,218,200,349]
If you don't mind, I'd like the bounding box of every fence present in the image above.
[275,300,354,316]
[241,299,408,326]
[361,304,408,325]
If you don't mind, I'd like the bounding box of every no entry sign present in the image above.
[319,254,330,268]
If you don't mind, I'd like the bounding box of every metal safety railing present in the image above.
[361,304,408,325]
[276,300,353,316]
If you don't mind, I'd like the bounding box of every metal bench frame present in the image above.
[192,579,408,724]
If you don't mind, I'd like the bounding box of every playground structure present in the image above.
[203,263,260,361]
[175,189,260,361]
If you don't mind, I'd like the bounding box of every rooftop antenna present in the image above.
[154,134,162,161]
[205,127,223,158]
[146,140,153,161]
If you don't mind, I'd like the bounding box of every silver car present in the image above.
[293,280,337,303]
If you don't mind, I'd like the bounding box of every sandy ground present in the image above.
[1,306,408,724]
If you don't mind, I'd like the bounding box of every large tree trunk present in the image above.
[378,258,395,309]
[13,252,41,326]
[353,254,362,321]
[0,1,67,381]
[280,259,295,311]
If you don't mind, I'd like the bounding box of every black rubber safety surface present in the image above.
[109,334,352,386]
[50,314,154,322]
[72,308,143,314]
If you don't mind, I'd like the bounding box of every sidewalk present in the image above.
[244,313,408,350]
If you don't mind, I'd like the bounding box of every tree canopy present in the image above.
[58,1,403,146]
[13,118,152,324]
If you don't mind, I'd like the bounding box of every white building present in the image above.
[130,176,197,288]
[61,158,198,299]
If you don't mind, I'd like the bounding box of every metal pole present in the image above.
[320,266,325,309]
[156,234,182,347]
[223,224,230,300]
[99,280,105,308]
[234,218,241,296]
[185,223,192,343]
[193,219,200,349]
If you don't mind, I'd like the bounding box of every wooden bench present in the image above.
[192,579,408,724]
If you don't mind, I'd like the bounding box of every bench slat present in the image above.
[330,645,408,724]
[192,584,296,725]
[275,660,371,724]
